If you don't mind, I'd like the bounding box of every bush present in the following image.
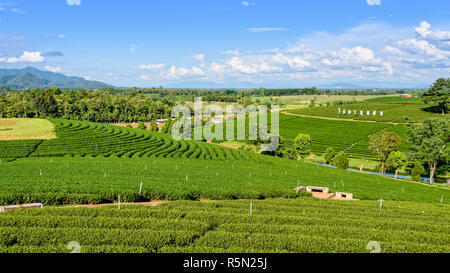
[137,122,147,130]
[334,151,349,169]
[149,120,159,132]
[412,163,426,182]
[323,147,336,165]
[293,134,312,161]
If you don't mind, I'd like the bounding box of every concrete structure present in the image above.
[335,192,354,199]
[306,186,330,194]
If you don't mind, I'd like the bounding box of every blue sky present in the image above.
[0,0,449,88]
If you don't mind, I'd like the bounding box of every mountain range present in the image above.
[0,66,112,89]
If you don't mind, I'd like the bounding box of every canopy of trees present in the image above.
[0,88,173,123]
[407,118,449,184]
[369,131,403,175]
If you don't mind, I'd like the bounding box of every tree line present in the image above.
[0,88,173,123]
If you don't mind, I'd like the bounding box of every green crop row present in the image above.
[0,198,448,253]
[0,156,447,205]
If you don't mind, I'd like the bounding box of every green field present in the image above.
[285,99,448,123]
[0,118,56,141]
[0,199,448,253]
[278,114,409,160]
[0,119,265,162]
[0,117,448,254]
[0,156,448,205]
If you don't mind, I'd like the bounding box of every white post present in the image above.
[250,200,253,216]
[139,180,143,196]
[296,180,300,193]
[379,198,383,210]
[441,195,444,204]
[118,194,121,210]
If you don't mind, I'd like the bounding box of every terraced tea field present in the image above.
[0,156,447,205]
[0,198,448,253]
[0,119,266,162]
[278,114,407,159]
[285,101,448,123]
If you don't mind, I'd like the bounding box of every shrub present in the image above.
[323,147,336,165]
[293,134,312,161]
[149,120,159,132]
[334,151,349,169]
[137,122,147,130]
[412,162,426,182]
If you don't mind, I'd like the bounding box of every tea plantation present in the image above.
[0,117,448,254]
[285,100,448,123]
[0,199,448,253]
[0,156,447,205]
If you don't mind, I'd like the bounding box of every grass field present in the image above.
[0,118,56,141]
[0,198,448,253]
[0,156,448,205]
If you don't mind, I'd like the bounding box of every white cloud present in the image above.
[415,21,450,51]
[129,44,138,53]
[220,49,242,56]
[66,0,81,6]
[163,65,204,79]
[396,39,449,60]
[141,21,449,86]
[241,1,254,7]
[138,64,166,70]
[366,0,381,6]
[190,53,205,62]
[57,34,65,39]
[415,21,450,41]
[248,27,288,33]
[11,8,23,14]
[44,65,62,73]
[6,51,45,63]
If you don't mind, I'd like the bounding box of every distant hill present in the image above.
[0,66,113,89]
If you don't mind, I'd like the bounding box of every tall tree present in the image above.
[407,119,449,184]
[369,131,403,175]
[422,78,450,115]
[386,151,408,179]
[293,134,312,161]
[334,151,349,169]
